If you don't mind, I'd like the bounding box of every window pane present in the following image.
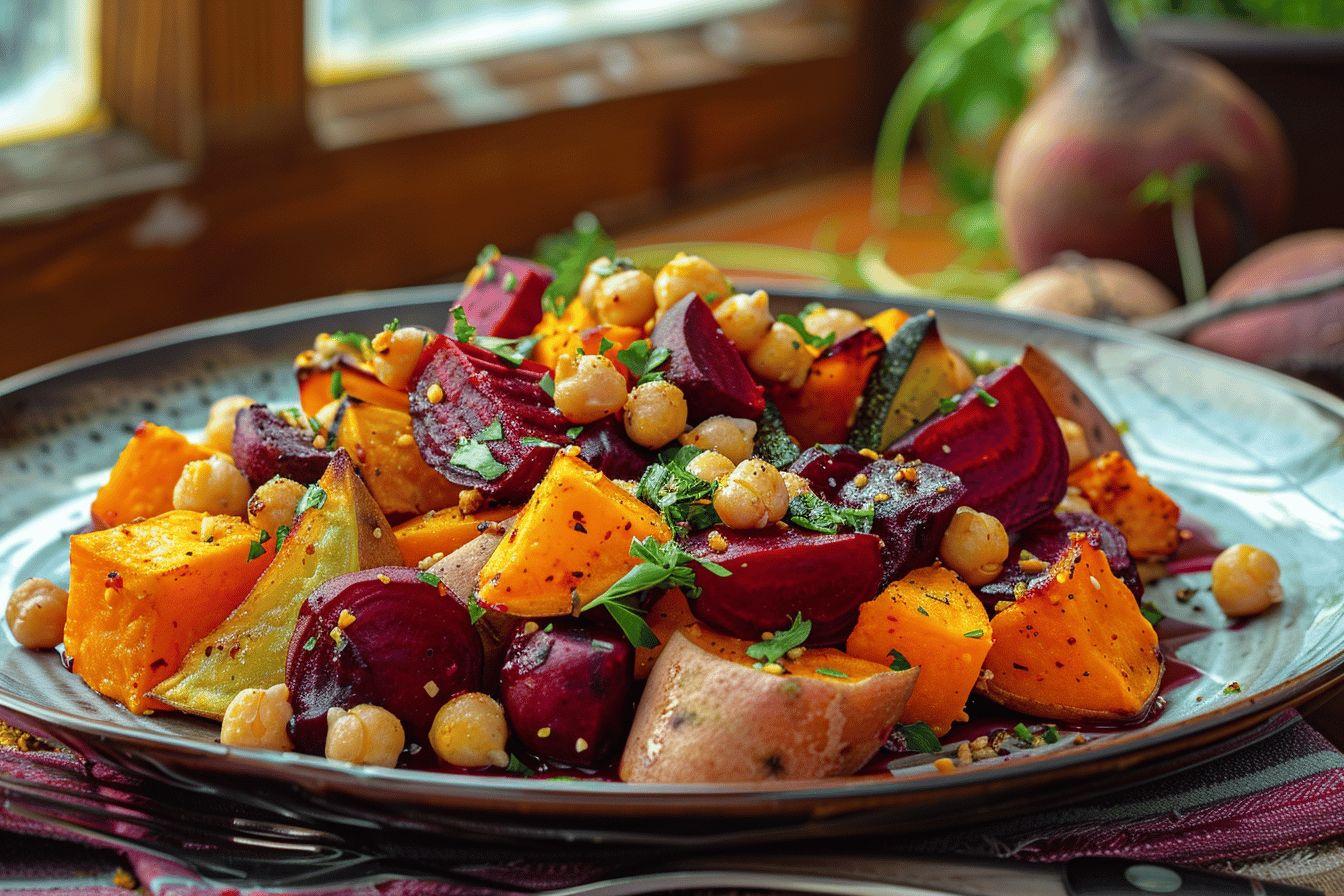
[308,0,785,84]
[0,0,99,146]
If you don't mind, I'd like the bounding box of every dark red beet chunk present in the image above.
[786,445,871,501]
[682,526,884,644]
[838,459,965,586]
[285,567,483,756]
[978,511,1143,610]
[409,335,573,502]
[650,295,764,421]
[232,404,332,487]
[451,257,553,339]
[575,416,654,481]
[887,364,1067,532]
[500,620,634,767]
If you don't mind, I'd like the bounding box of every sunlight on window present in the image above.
[0,0,100,147]
[307,0,783,85]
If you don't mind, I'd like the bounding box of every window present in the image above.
[307,0,786,85]
[0,0,101,147]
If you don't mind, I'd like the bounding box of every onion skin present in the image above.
[1190,229,1344,370]
[994,7,1292,292]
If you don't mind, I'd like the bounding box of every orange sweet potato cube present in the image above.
[91,423,216,528]
[65,511,268,714]
[392,505,518,566]
[846,565,992,735]
[1069,451,1181,559]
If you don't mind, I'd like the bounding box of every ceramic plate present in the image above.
[1,285,1341,839]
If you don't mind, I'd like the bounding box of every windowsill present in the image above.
[0,127,190,225]
[310,7,854,151]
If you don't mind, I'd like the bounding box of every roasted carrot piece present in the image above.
[91,423,216,529]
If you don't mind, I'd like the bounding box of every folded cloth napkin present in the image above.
[1,711,1343,896]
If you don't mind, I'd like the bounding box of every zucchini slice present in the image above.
[848,312,972,452]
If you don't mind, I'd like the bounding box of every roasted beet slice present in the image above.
[285,567,483,755]
[887,364,1067,532]
[978,511,1143,609]
[409,335,572,502]
[682,526,884,644]
[786,444,871,501]
[232,404,332,487]
[838,458,965,586]
[452,256,553,338]
[575,416,655,481]
[500,620,634,766]
[650,295,764,421]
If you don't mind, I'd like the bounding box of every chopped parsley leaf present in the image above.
[939,395,960,414]
[538,212,614,317]
[275,524,291,551]
[466,592,486,625]
[539,372,555,398]
[786,492,874,535]
[418,571,441,587]
[975,387,999,408]
[502,271,518,292]
[450,307,476,342]
[566,425,584,439]
[296,485,327,515]
[1141,602,1165,627]
[330,368,344,398]
[963,629,984,639]
[1013,722,1035,746]
[617,339,671,385]
[247,530,270,561]
[1043,724,1060,744]
[582,536,730,647]
[887,649,912,671]
[894,722,941,753]
[520,436,560,448]
[746,614,811,664]
[476,417,504,441]
[302,636,318,652]
[449,439,506,481]
[815,667,849,679]
[330,330,372,358]
[777,313,836,351]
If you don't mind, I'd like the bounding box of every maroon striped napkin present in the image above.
[1,711,1342,895]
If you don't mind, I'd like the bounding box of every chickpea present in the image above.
[803,307,865,344]
[1056,417,1091,471]
[202,395,255,454]
[679,415,757,464]
[1211,544,1283,617]
[577,257,611,313]
[371,325,433,391]
[173,455,251,517]
[713,459,790,529]
[713,290,773,353]
[623,380,688,449]
[939,507,1010,586]
[6,578,68,649]
[1055,485,1093,515]
[748,322,812,389]
[781,471,811,499]
[654,253,732,312]
[220,684,294,751]
[429,692,509,768]
[594,269,657,328]
[686,449,734,483]
[247,476,307,535]
[325,704,405,768]
[553,353,628,423]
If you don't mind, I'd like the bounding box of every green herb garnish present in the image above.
[275,524,291,551]
[635,445,720,531]
[302,636,317,652]
[888,649,912,671]
[746,614,811,665]
[582,536,730,647]
[466,592,486,625]
[477,417,504,441]
[418,571,441,587]
[939,395,960,414]
[539,372,555,398]
[382,318,400,333]
[519,436,561,448]
[330,330,372,358]
[1013,722,1035,746]
[247,529,270,561]
[330,368,344,399]
[450,306,476,342]
[449,438,507,481]
[1043,724,1059,744]
[617,339,671,385]
[786,492,874,535]
[1141,602,1165,627]
[296,485,327,514]
[538,212,615,317]
[816,667,849,679]
[895,722,941,754]
[566,425,584,439]
[777,313,836,351]
[975,387,998,408]
[502,271,518,292]
[963,629,984,639]
[505,753,535,777]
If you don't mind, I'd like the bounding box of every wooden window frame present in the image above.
[0,0,910,378]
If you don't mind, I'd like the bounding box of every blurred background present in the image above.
[0,0,1340,385]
